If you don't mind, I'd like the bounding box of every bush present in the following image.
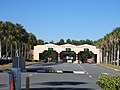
[96,75,120,90]
[0,59,12,65]
[26,59,32,62]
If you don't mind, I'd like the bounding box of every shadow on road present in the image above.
[22,87,95,90]
[21,81,97,90]
[0,84,7,88]
[35,63,61,66]
[31,81,88,86]
[25,67,54,72]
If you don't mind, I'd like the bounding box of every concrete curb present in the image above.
[99,64,120,72]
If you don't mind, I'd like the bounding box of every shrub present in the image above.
[96,75,120,90]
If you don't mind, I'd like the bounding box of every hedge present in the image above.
[96,75,120,90]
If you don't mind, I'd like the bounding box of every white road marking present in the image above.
[57,70,63,73]
[89,75,92,78]
[78,64,85,70]
[102,73,109,75]
[78,64,93,78]
[29,74,33,76]
[86,73,89,74]
[73,71,85,74]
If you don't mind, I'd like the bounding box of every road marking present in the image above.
[28,74,33,77]
[57,70,63,73]
[73,71,85,74]
[78,64,85,71]
[78,64,93,78]
[102,73,109,75]
[89,75,92,78]
[86,72,89,74]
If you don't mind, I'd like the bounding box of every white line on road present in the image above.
[78,64,85,71]
[73,71,85,74]
[78,64,93,78]
[57,70,63,73]
[102,73,109,75]
[28,74,33,77]
[89,75,92,78]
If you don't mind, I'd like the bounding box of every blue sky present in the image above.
[0,0,120,42]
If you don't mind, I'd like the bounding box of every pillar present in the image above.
[58,54,60,60]
[76,54,78,60]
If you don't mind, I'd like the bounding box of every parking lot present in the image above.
[0,63,120,90]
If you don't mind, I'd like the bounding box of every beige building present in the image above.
[34,44,101,63]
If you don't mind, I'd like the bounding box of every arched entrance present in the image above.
[78,48,96,63]
[60,51,76,63]
[34,44,100,63]
[39,50,58,63]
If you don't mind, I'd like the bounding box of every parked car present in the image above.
[113,59,120,65]
[67,59,72,63]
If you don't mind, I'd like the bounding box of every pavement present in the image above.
[0,63,120,90]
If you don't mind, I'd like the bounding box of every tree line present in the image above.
[95,27,120,66]
[0,21,37,59]
[38,39,95,46]
[1,20,120,65]
[0,20,95,60]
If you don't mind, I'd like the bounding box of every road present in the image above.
[0,63,120,90]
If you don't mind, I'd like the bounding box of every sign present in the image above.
[48,48,53,51]
[66,48,71,51]
[84,48,89,51]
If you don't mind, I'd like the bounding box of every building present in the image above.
[34,44,101,63]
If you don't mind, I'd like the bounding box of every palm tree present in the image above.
[27,33,37,60]
[0,21,4,58]
[112,28,120,66]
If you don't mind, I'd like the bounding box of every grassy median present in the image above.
[98,63,120,71]
[0,61,41,70]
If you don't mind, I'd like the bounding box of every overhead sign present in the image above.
[66,48,71,51]
[48,48,53,51]
[84,48,89,51]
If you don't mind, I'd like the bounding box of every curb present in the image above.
[99,64,120,72]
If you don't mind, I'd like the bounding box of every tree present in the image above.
[37,39,44,45]
[57,39,65,45]
[49,40,54,44]
[0,21,4,58]
[66,39,71,44]
[95,27,120,66]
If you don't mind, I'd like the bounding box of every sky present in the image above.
[0,0,120,42]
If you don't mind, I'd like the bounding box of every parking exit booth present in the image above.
[12,56,25,70]
[4,56,25,90]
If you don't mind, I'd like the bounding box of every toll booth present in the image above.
[12,56,25,70]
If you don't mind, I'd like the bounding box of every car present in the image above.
[113,59,120,65]
[67,59,72,63]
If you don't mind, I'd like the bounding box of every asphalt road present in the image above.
[0,63,120,90]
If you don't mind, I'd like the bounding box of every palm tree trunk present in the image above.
[114,43,116,65]
[24,44,27,58]
[106,46,108,64]
[15,42,18,57]
[19,43,21,57]
[27,45,30,59]
[10,43,13,58]
[21,42,24,57]
[117,43,120,66]
[5,40,8,60]
[111,45,114,64]
[0,39,2,58]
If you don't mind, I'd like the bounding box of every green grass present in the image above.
[0,61,41,70]
[98,63,120,71]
